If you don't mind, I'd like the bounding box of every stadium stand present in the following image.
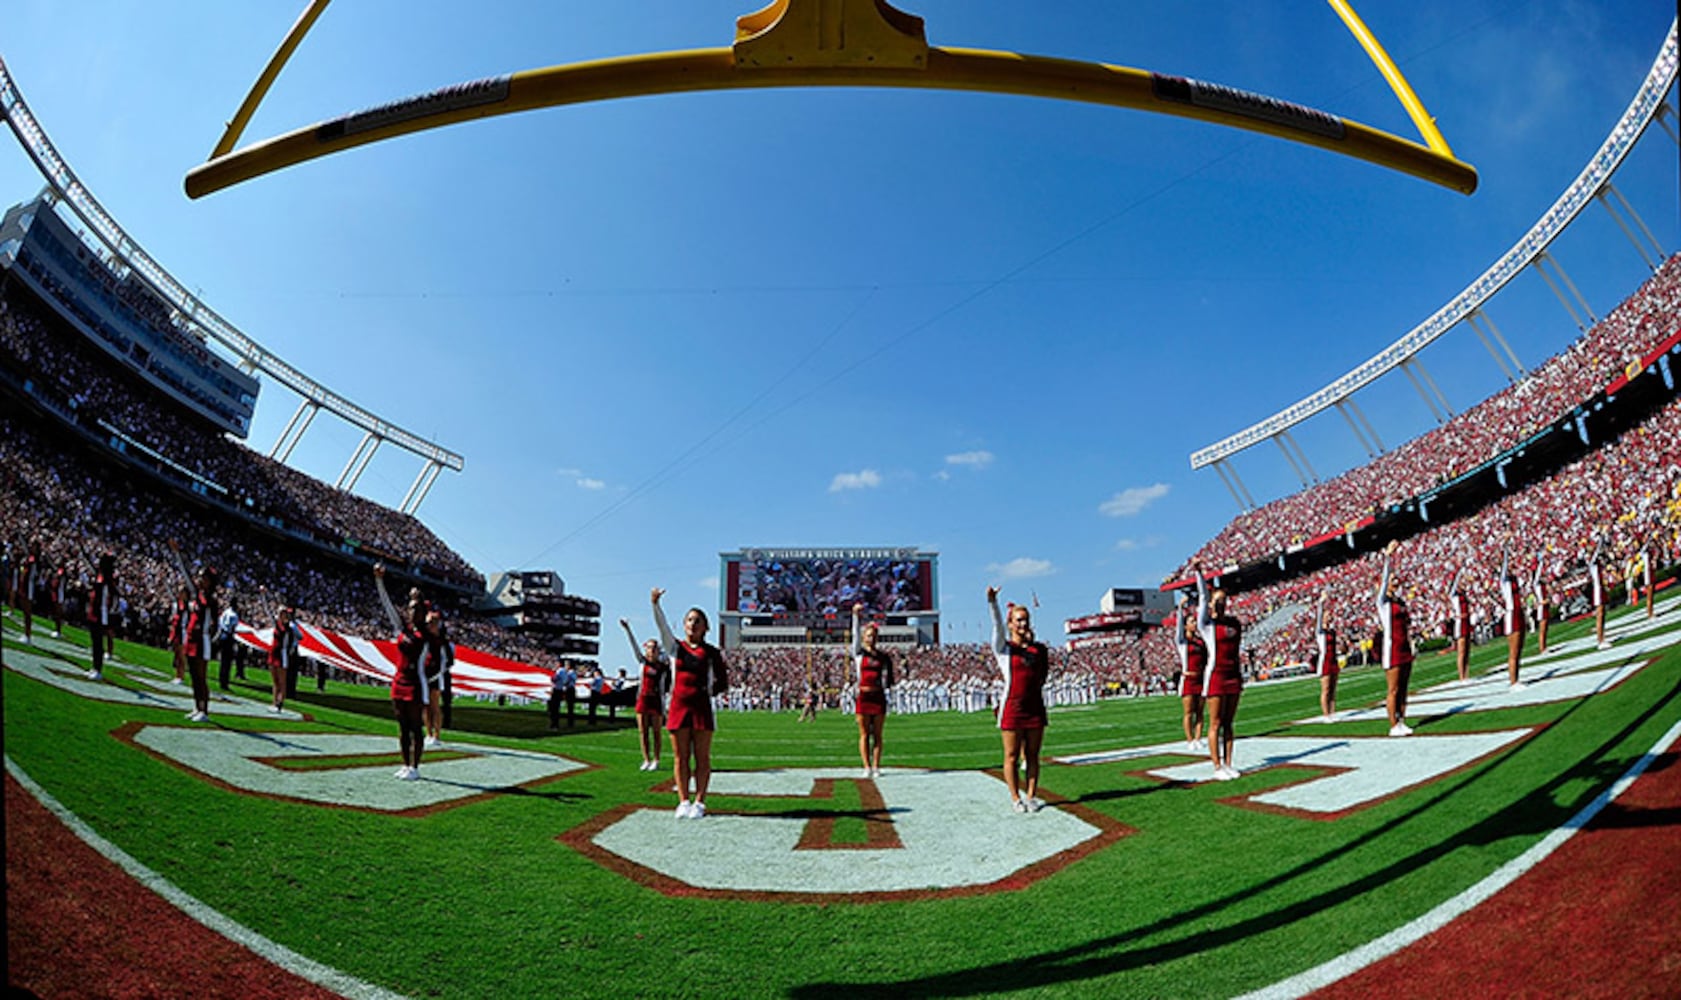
[1176,255,1681,574]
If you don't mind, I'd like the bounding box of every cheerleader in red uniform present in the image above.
[620,617,670,772]
[166,540,220,722]
[1641,538,1657,619]
[1530,555,1550,654]
[1313,591,1339,720]
[167,584,189,686]
[1194,562,1244,780]
[260,586,301,713]
[851,602,895,778]
[1172,595,1206,752]
[16,539,39,644]
[1588,535,1611,650]
[652,588,729,819]
[375,564,432,780]
[49,557,68,639]
[989,586,1049,812]
[1448,567,1472,682]
[83,552,117,681]
[1377,541,1414,736]
[1498,547,1526,689]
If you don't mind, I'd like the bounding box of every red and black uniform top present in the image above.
[184,589,219,660]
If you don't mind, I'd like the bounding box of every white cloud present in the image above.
[1100,483,1170,518]
[829,469,882,493]
[988,557,1054,580]
[945,450,995,470]
[698,576,719,591]
[934,469,951,482]
[1114,535,1162,552]
[576,477,606,491]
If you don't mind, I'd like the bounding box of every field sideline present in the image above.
[6,601,1680,998]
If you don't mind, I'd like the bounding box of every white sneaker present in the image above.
[1011,799,1029,813]
[424,736,441,748]
[85,670,103,681]
[171,677,183,686]
[1028,797,1045,812]
[403,768,420,781]
[1510,681,1529,691]
[690,801,707,819]
[1398,722,1414,736]
[1596,640,1612,650]
[1186,740,1199,752]
[1213,767,1234,781]
[396,766,411,778]
[862,768,874,780]
[1388,723,1406,737]
[675,800,692,819]
[872,767,883,778]
[52,630,61,638]
[187,710,208,722]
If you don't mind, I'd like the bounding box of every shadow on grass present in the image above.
[786,675,1681,999]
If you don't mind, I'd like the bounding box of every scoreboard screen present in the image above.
[722,548,936,619]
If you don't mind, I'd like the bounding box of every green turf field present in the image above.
[6,601,1678,999]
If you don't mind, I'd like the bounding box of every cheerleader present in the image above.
[1498,547,1526,690]
[1376,541,1414,737]
[1588,535,1611,650]
[851,602,895,778]
[1531,555,1550,655]
[1172,595,1206,751]
[375,564,431,780]
[167,584,189,686]
[989,586,1049,811]
[49,557,68,639]
[652,588,729,819]
[1448,567,1472,682]
[1313,591,1339,720]
[260,589,301,714]
[620,617,670,771]
[15,539,39,644]
[423,618,453,747]
[166,540,220,723]
[82,551,117,681]
[1194,562,1244,779]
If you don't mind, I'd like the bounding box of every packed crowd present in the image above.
[0,284,478,584]
[1177,255,1681,574]
[1216,396,1681,673]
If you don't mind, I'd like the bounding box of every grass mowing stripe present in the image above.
[1236,715,1681,1000]
[4,754,408,1000]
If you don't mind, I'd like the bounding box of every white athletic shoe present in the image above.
[171,677,183,686]
[862,768,874,780]
[424,736,441,748]
[1011,799,1029,814]
[396,766,411,778]
[1186,740,1199,752]
[1596,640,1612,650]
[187,710,208,723]
[403,768,420,781]
[1388,723,1408,737]
[873,767,883,778]
[53,630,61,638]
[85,670,103,681]
[690,801,707,819]
[676,800,692,819]
[1028,797,1045,813]
[1400,723,1414,736]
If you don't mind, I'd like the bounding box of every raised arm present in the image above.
[1195,568,1212,630]
[373,564,403,633]
[1377,547,1395,616]
[1172,597,1189,652]
[1448,566,1463,597]
[850,603,864,659]
[620,618,643,661]
[987,587,1007,655]
[651,589,676,656]
[1315,592,1326,634]
[1498,546,1510,583]
[164,539,194,589]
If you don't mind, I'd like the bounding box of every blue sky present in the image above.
[2,2,1675,647]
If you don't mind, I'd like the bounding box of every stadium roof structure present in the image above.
[0,56,463,517]
[1189,21,1678,509]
